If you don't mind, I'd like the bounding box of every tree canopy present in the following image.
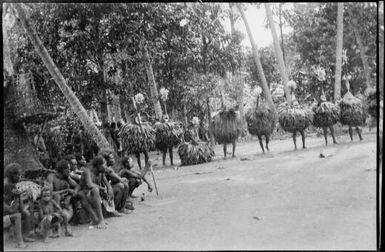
[5,2,379,123]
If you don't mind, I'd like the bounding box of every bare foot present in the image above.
[16,242,28,248]
[118,208,131,215]
[65,231,73,237]
[110,211,123,217]
[23,236,36,242]
[96,222,107,229]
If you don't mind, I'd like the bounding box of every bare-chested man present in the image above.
[90,156,122,217]
[77,161,107,229]
[99,149,132,213]
[119,156,153,198]
[46,159,81,222]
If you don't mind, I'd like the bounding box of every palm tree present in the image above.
[236,3,275,111]
[264,3,292,104]
[348,6,373,90]
[3,4,14,76]
[142,43,163,121]
[12,3,111,150]
[334,2,344,100]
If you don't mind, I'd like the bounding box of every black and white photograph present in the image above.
[2,2,382,251]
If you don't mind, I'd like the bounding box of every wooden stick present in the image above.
[149,163,159,196]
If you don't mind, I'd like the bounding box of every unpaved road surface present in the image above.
[4,132,378,251]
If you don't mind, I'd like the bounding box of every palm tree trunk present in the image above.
[236,4,275,111]
[229,4,245,124]
[2,4,14,77]
[278,3,286,66]
[265,3,292,104]
[12,3,111,150]
[380,4,384,100]
[207,98,215,147]
[142,44,163,121]
[352,24,372,89]
[334,2,344,100]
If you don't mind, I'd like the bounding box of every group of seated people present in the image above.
[3,148,153,248]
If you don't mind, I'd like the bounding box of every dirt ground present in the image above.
[4,130,378,251]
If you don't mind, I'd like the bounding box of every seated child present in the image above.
[38,187,73,242]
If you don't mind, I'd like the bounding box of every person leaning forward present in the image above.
[46,159,80,222]
[90,156,123,217]
[119,156,153,199]
[76,161,107,229]
[99,149,132,213]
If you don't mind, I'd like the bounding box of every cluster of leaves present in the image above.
[7,3,246,124]
[282,2,377,102]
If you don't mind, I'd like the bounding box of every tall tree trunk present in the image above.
[236,4,275,110]
[380,4,384,100]
[142,44,163,121]
[229,3,236,74]
[352,24,373,89]
[3,4,14,77]
[99,69,108,124]
[183,103,188,126]
[206,98,215,147]
[334,2,344,100]
[265,3,292,104]
[229,4,245,123]
[278,3,286,66]
[4,87,44,170]
[12,3,111,150]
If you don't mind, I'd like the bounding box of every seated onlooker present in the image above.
[90,156,122,216]
[75,153,87,169]
[64,154,82,182]
[3,211,27,248]
[38,187,73,242]
[119,157,153,198]
[76,161,107,229]
[99,149,131,213]
[4,163,36,247]
[46,160,80,222]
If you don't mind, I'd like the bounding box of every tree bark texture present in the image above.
[278,4,286,66]
[265,3,292,104]
[143,45,163,121]
[2,5,14,76]
[236,4,275,111]
[4,89,44,171]
[207,98,215,147]
[334,2,344,100]
[12,3,111,150]
[352,22,373,89]
[380,8,384,99]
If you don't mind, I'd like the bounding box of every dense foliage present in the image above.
[4,2,378,130]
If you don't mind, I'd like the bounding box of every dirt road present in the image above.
[4,132,378,251]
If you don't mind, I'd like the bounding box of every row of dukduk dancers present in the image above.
[118,80,376,167]
[3,150,153,248]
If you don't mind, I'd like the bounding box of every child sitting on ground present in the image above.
[38,187,73,242]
